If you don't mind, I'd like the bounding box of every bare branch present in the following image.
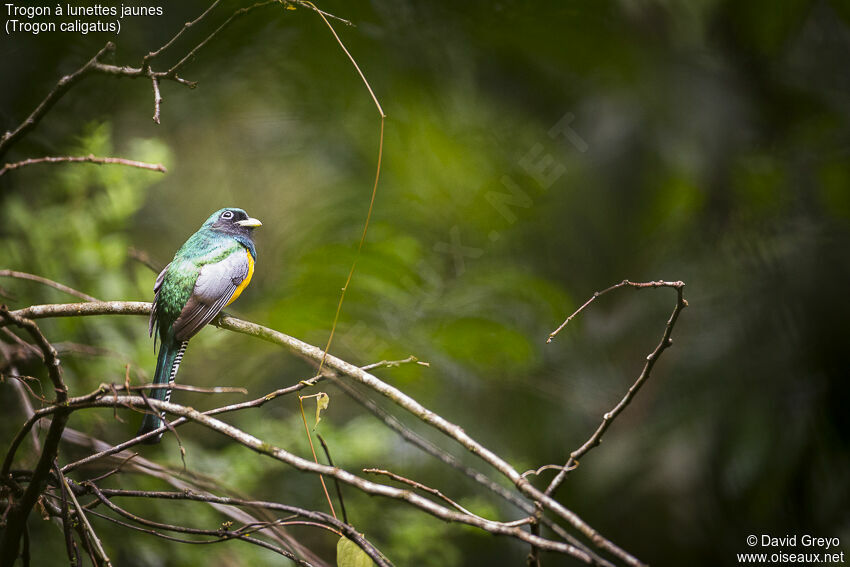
[120,382,247,395]
[0,270,99,302]
[363,468,528,527]
[0,155,167,177]
[5,371,43,452]
[165,1,278,79]
[547,280,685,343]
[521,463,575,480]
[127,247,164,274]
[360,355,428,371]
[317,434,348,525]
[543,281,687,498]
[53,463,81,567]
[151,77,163,123]
[141,0,222,67]
[62,477,112,566]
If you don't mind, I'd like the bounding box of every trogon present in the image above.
[138,207,262,443]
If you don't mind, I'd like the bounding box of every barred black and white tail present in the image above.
[137,340,188,444]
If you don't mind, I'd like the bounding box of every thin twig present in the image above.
[297,395,337,520]
[292,0,352,26]
[141,0,223,68]
[62,478,112,566]
[151,77,163,123]
[83,452,139,485]
[520,463,574,480]
[0,155,166,177]
[5,372,43,452]
[0,270,99,302]
[360,355,428,371]
[166,1,277,79]
[1,328,43,360]
[122,382,247,395]
[53,463,80,567]
[127,247,164,273]
[547,279,684,343]
[316,434,348,524]
[363,468,529,527]
[544,280,687,497]
[309,0,386,380]
[528,504,542,567]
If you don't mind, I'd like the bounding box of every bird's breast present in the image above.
[227,247,255,306]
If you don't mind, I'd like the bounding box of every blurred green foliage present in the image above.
[1,0,849,565]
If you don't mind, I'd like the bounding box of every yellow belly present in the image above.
[226,248,254,306]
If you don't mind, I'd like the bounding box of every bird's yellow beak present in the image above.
[236,217,262,228]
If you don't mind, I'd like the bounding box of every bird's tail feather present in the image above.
[137,339,188,443]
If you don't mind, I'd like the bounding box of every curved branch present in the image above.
[543,281,687,497]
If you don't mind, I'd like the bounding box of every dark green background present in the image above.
[1,1,849,565]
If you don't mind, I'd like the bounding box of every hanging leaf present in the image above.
[315,392,330,429]
[337,536,375,567]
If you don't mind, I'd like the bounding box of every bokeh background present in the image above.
[1,1,849,565]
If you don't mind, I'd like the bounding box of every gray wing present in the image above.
[172,250,250,342]
[149,262,171,337]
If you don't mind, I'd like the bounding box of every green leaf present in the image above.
[337,536,375,567]
[314,392,330,429]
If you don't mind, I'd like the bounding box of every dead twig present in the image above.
[0,270,99,302]
[363,468,531,528]
[0,155,166,177]
[543,280,687,497]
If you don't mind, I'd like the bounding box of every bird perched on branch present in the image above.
[138,207,262,443]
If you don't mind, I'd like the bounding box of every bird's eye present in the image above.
[221,211,234,220]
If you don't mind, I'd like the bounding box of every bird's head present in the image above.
[203,208,262,236]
